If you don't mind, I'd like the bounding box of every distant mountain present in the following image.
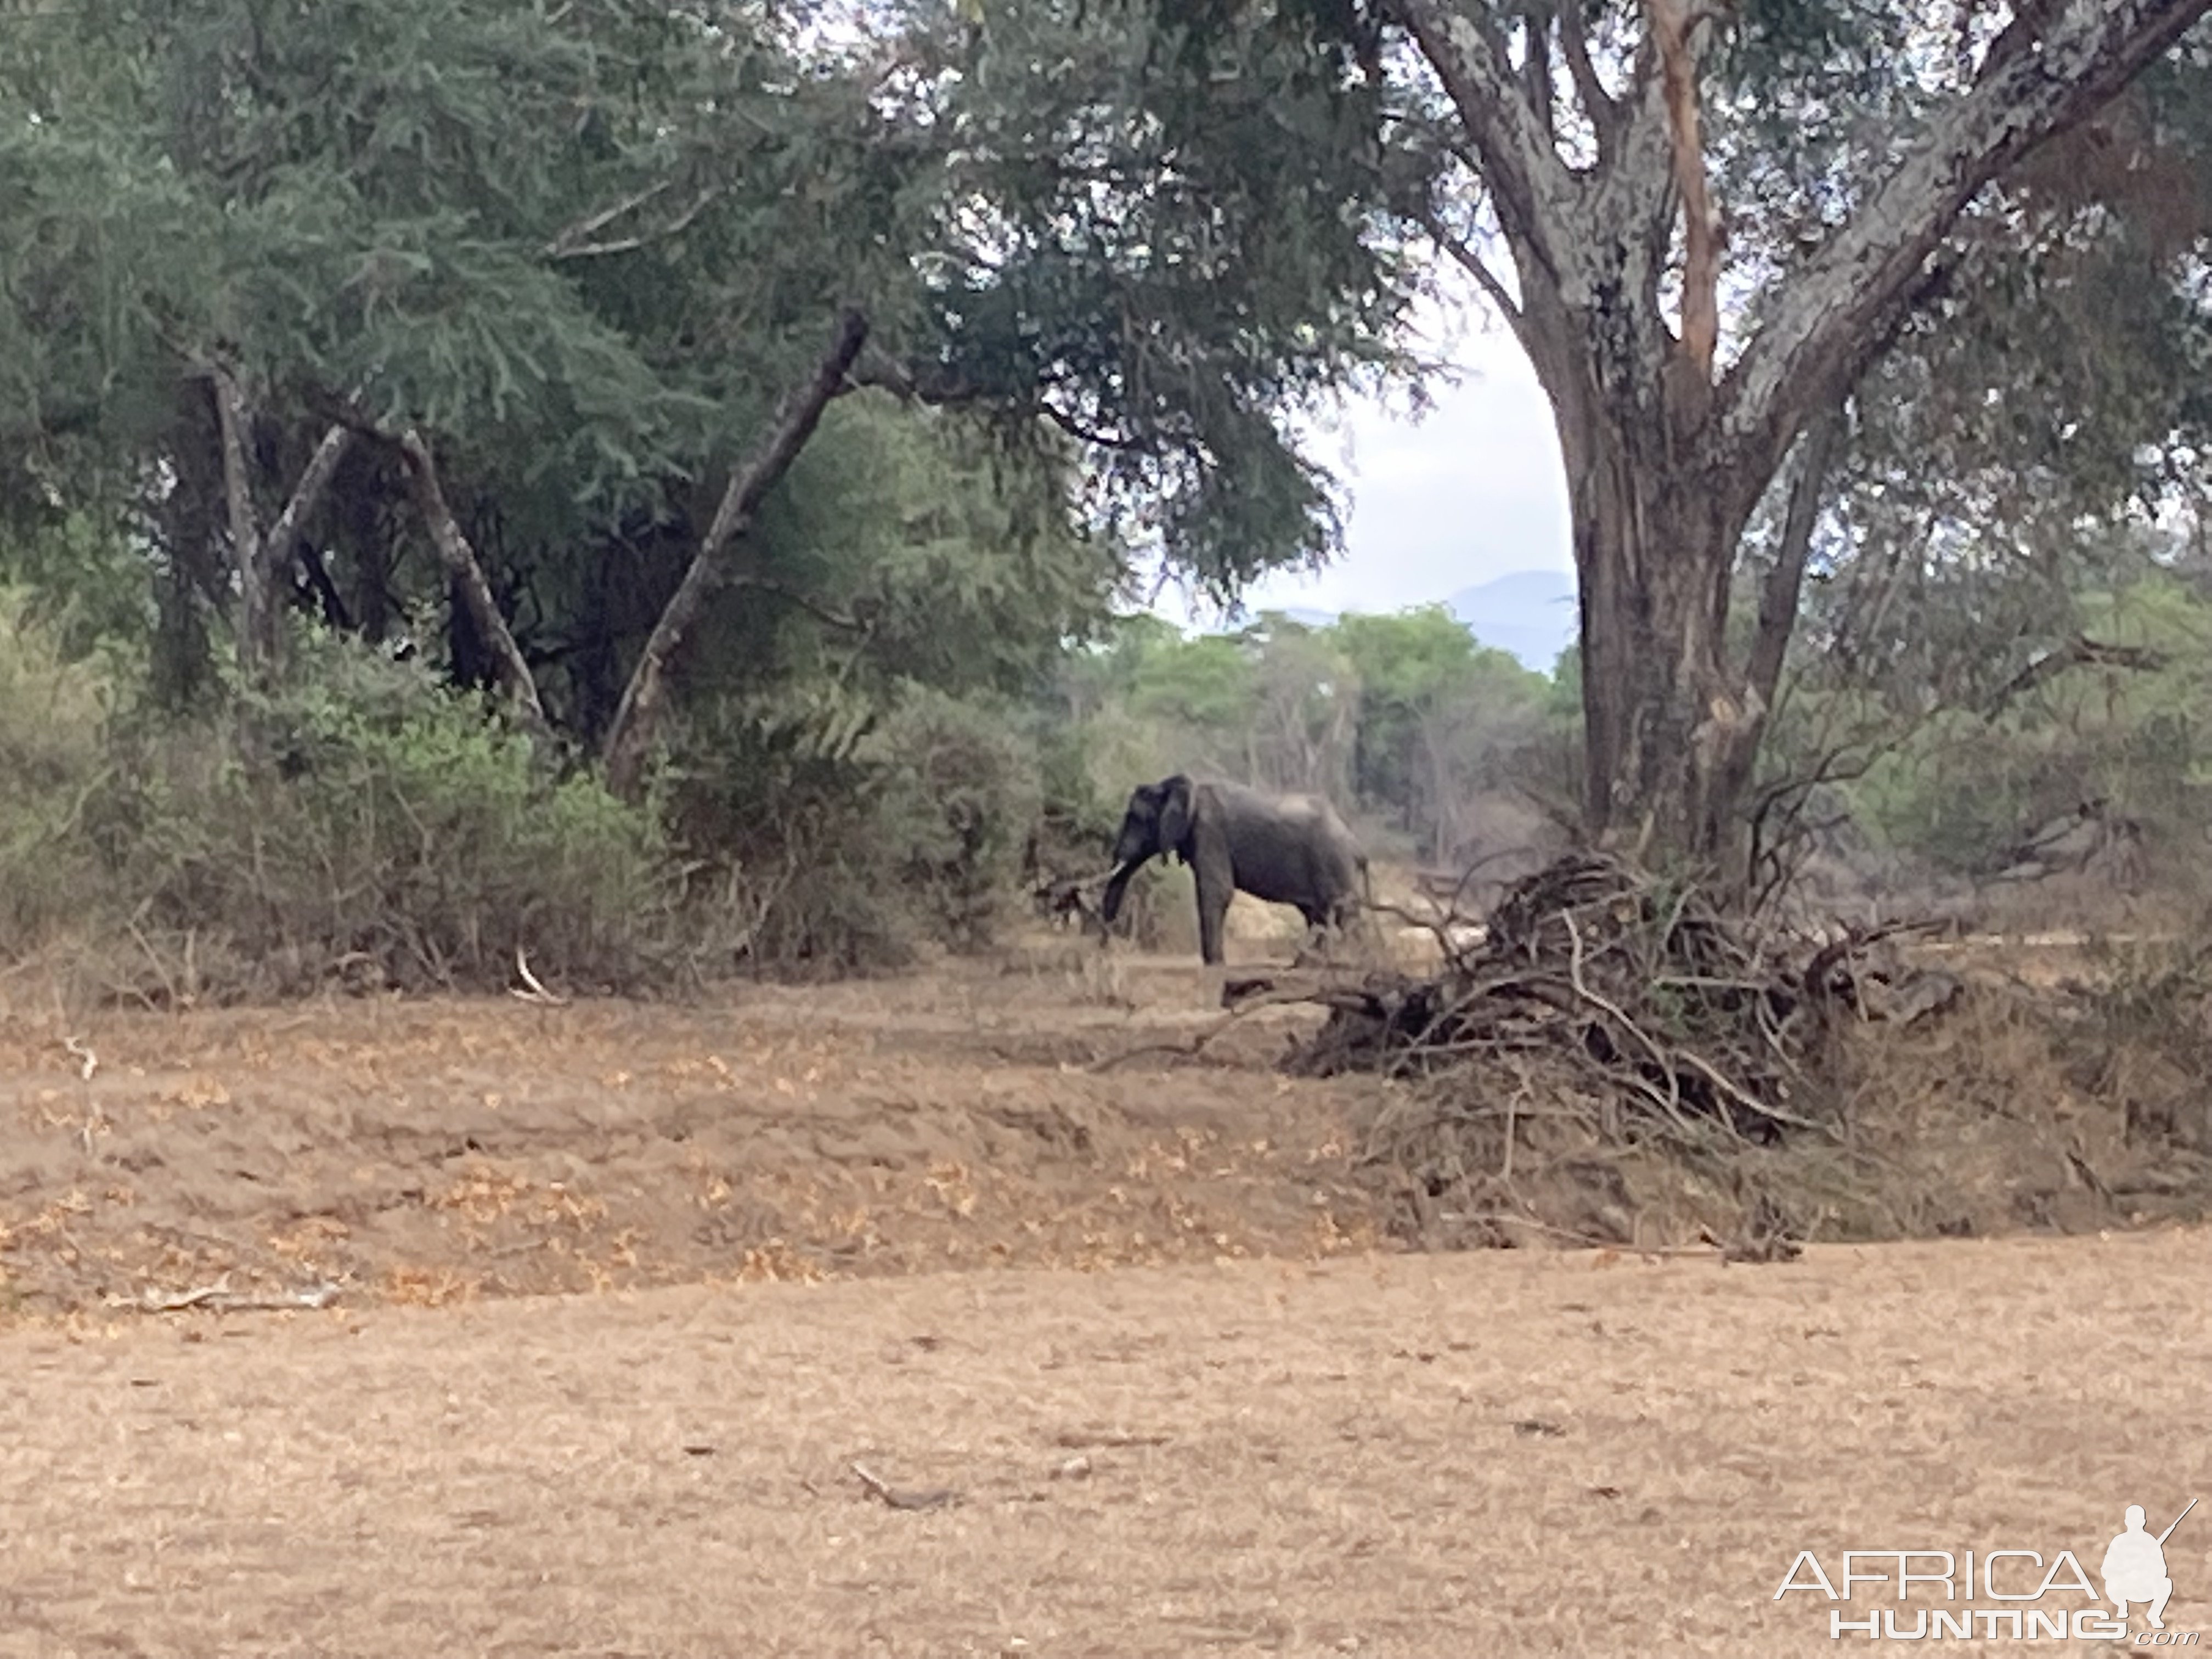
[1444,569,1578,673]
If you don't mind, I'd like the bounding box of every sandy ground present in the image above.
[1,1235,2206,1657]
[0,946,2203,1656]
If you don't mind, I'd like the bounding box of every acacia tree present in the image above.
[1226,0,2211,864]
[2,0,1415,798]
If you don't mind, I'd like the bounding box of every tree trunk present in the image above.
[308,389,549,738]
[204,368,351,687]
[601,308,868,799]
[1567,435,1751,864]
[1391,0,2211,878]
[393,430,551,741]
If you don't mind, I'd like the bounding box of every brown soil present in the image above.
[0,947,2203,1655]
[0,954,1381,1312]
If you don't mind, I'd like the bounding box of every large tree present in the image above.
[1197,0,2210,864]
[0,0,1415,794]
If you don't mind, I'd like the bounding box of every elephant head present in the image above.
[1101,774,1193,924]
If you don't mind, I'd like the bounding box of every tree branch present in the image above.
[204,370,350,682]
[312,390,551,737]
[1645,0,1723,384]
[1520,14,1557,146]
[1417,207,1532,352]
[1038,399,1151,452]
[543,180,671,257]
[1384,0,1578,279]
[201,374,279,685]
[266,423,352,592]
[1983,636,2169,720]
[1743,404,1843,715]
[545,186,724,261]
[1722,0,2212,472]
[205,366,263,597]
[392,431,552,738]
[601,308,871,798]
[1556,0,1620,161]
[849,349,983,407]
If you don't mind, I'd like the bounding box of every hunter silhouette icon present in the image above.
[2103,1499,2196,1629]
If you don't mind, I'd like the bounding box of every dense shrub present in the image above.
[863,686,1040,949]
[661,679,1044,973]
[0,590,121,945]
[1,625,684,1000]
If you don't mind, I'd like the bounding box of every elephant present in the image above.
[1098,774,1370,965]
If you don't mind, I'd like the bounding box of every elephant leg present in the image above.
[1196,875,1231,966]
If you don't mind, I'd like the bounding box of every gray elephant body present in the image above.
[1101,775,1369,965]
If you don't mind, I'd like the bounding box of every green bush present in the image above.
[0,589,121,944]
[661,680,1042,973]
[0,629,684,1000]
[125,641,675,995]
[864,686,1040,949]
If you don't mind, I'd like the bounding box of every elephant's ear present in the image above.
[1158,775,1194,856]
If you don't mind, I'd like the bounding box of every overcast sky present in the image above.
[1160,307,1575,628]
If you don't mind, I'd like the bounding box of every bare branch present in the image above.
[1744,405,1843,713]
[205,366,263,609]
[313,390,551,736]
[204,373,351,680]
[510,946,569,1007]
[1557,0,1620,159]
[1983,636,2170,720]
[1384,0,1578,277]
[1645,0,1723,382]
[1038,400,1152,452]
[1417,207,1532,352]
[266,424,351,579]
[849,349,983,407]
[1520,13,1557,144]
[392,430,553,737]
[543,180,672,258]
[1723,0,2212,472]
[546,186,725,261]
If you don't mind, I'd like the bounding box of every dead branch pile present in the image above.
[1277,853,1972,1251]
[1291,853,1931,1146]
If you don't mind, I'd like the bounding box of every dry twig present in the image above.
[61,1036,98,1081]
[105,1276,344,1314]
[849,1462,961,1511]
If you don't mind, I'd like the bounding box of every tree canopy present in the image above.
[1,0,2208,919]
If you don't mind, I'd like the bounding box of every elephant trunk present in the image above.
[1099,858,1147,925]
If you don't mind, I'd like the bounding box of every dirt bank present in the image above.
[0,955,1384,1314]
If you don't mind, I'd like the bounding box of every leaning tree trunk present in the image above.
[600,308,868,800]
[204,366,351,689]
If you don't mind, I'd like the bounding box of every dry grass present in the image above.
[0,926,2204,1652]
[0,1233,2207,1656]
